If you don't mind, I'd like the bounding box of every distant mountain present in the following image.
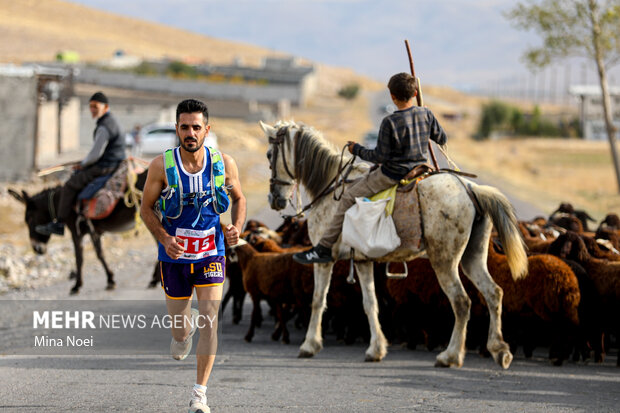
[0,0,284,65]
[0,0,381,92]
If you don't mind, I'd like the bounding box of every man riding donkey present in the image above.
[294,72,447,264]
[36,91,126,236]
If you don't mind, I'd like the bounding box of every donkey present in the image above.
[260,120,528,369]
[9,169,154,294]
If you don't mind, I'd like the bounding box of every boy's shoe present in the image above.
[171,308,199,361]
[292,244,333,264]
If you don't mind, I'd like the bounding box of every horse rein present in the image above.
[291,145,356,217]
[332,144,357,201]
[47,189,58,223]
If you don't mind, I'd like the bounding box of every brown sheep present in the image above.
[249,233,373,345]
[598,213,620,231]
[549,203,596,232]
[524,237,553,254]
[594,227,620,251]
[275,216,311,246]
[221,241,246,325]
[550,215,583,233]
[247,233,314,331]
[385,259,488,352]
[487,241,581,365]
[234,242,314,344]
[581,235,620,262]
[548,231,620,366]
[518,219,559,254]
[244,219,269,232]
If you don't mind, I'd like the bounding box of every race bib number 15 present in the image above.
[175,226,217,260]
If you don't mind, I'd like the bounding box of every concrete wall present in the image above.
[0,75,37,180]
[77,68,302,106]
[36,101,59,165]
[60,97,80,153]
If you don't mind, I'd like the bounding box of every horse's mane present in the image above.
[278,121,361,199]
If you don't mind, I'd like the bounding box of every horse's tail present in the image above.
[470,184,528,280]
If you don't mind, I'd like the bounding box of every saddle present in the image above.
[398,163,435,192]
[372,163,480,261]
[389,164,434,253]
[77,160,143,220]
[355,163,433,263]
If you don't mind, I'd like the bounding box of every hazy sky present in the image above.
[68,0,604,91]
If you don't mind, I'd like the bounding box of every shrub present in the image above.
[477,101,568,139]
[477,100,511,139]
[338,83,360,100]
[134,62,158,76]
[166,61,197,78]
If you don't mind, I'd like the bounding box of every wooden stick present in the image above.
[404,39,438,170]
[37,161,78,177]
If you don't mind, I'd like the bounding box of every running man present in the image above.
[141,99,246,413]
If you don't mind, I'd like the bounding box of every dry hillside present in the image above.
[0,0,276,65]
[0,0,378,92]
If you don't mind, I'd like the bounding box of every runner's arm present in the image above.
[222,153,246,245]
[140,155,185,259]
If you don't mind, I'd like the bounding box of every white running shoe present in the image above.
[171,308,199,361]
[188,390,210,413]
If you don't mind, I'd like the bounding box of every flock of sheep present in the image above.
[221,204,619,367]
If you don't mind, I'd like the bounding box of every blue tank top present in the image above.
[158,147,225,263]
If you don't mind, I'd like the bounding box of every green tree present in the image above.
[506,0,620,192]
[166,61,197,78]
[529,105,542,135]
[478,100,511,138]
[338,83,360,100]
[134,61,158,76]
[510,108,525,133]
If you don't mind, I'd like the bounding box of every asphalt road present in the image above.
[0,236,618,413]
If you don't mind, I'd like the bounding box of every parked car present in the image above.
[135,122,218,155]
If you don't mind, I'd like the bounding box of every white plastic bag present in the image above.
[341,197,401,258]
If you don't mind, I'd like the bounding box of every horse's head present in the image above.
[8,188,53,255]
[260,120,299,211]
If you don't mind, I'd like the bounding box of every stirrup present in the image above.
[386,262,408,279]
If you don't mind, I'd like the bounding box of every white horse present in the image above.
[260,120,528,369]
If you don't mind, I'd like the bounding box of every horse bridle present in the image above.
[268,124,357,218]
[268,126,299,188]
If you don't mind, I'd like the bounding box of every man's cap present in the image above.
[89,91,108,104]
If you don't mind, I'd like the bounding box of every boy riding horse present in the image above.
[294,72,448,264]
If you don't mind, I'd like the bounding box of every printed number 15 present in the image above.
[193,239,209,251]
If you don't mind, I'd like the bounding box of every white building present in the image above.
[569,84,620,141]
